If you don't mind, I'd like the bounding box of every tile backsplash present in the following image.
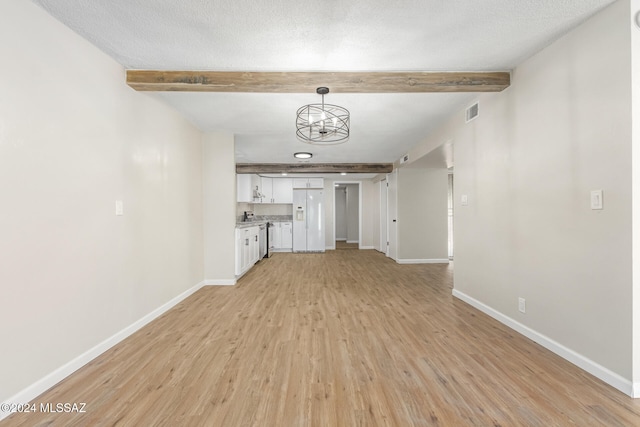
[236,202,293,223]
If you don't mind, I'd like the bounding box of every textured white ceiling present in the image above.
[32,0,616,165]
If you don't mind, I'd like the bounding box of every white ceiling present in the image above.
[32,0,616,165]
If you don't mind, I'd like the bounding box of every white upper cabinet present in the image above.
[260,177,273,203]
[237,174,262,203]
[237,174,253,203]
[307,178,324,188]
[293,178,324,189]
[240,176,296,204]
[257,177,293,204]
[292,178,308,188]
[272,178,293,203]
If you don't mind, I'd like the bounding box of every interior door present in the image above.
[387,170,398,260]
[380,179,388,255]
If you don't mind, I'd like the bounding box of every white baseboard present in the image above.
[346,240,359,244]
[397,258,450,264]
[0,281,207,421]
[335,238,347,242]
[326,245,336,250]
[359,246,374,250]
[452,289,636,398]
[204,279,236,286]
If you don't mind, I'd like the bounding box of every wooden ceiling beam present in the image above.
[126,71,510,93]
[236,163,393,174]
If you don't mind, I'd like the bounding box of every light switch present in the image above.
[115,200,124,216]
[590,190,603,210]
[461,194,468,206]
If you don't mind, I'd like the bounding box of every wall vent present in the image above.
[466,102,479,123]
[399,153,410,164]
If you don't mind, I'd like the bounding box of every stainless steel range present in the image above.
[266,222,274,258]
[258,223,267,259]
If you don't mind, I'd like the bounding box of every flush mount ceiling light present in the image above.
[296,87,350,145]
[293,152,313,159]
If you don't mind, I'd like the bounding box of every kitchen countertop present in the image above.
[236,218,293,228]
[236,220,267,229]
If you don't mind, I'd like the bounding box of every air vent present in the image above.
[466,102,479,123]
[400,153,410,164]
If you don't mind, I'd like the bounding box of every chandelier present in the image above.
[296,87,350,145]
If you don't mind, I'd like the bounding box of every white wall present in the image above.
[359,181,376,249]
[409,0,634,393]
[631,0,640,393]
[397,168,449,262]
[203,132,236,283]
[0,0,204,402]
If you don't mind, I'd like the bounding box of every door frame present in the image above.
[387,170,398,261]
[332,181,362,249]
[379,178,388,256]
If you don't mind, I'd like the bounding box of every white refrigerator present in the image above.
[292,189,325,252]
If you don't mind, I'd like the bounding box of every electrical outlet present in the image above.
[518,297,526,313]
[461,194,468,206]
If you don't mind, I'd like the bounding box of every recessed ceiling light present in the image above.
[340,172,347,176]
[281,173,288,176]
[294,152,313,159]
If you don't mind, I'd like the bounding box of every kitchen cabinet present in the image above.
[271,224,282,248]
[292,178,324,189]
[237,174,252,203]
[281,222,292,249]
[252,231,260,264]
[307,178,324,188]
[272,178,293,203]
[257,177,293,204]
[237,174,261,203]
[259,177,273,203]
[235,225,260,276]
[270,222,293,251]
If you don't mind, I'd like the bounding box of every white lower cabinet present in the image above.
[271,224,282,249]
[235,226,260,276]
[271,222,292,251]
[280,222,292,249]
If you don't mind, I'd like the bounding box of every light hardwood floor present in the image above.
[3,250,640,426]
[335,241,358,250]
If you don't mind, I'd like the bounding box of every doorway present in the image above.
[387,170,398,260]
[379,178,388,256]
[333,182,361,249]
